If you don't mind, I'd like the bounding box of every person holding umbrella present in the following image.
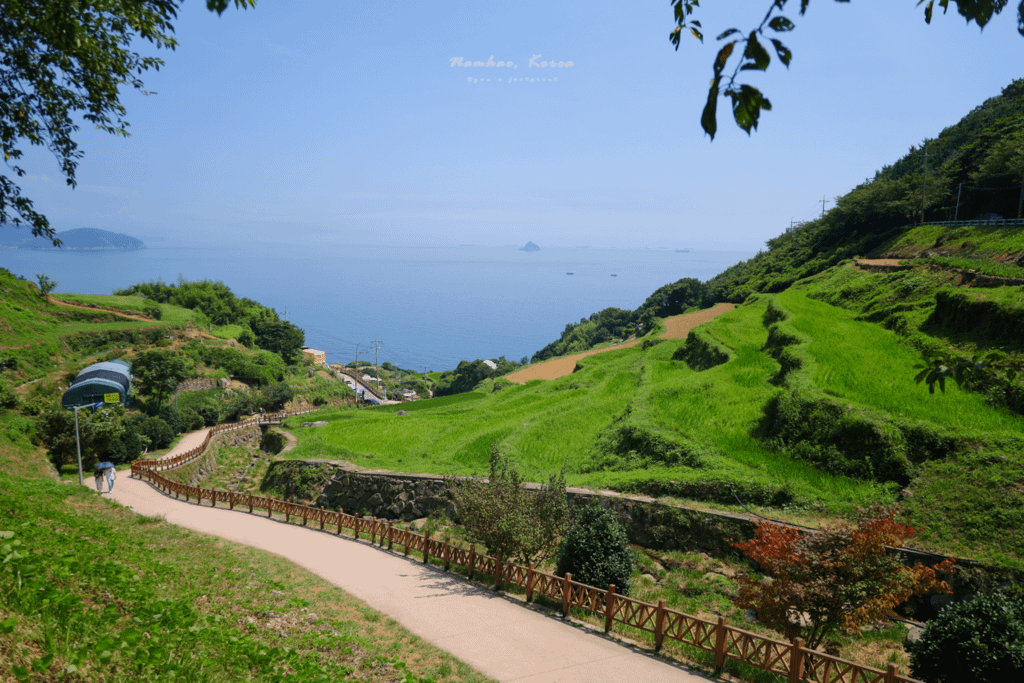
[95,462,115,493]
[93,466,104,492]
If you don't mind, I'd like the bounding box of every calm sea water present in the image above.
[2,241,753,371]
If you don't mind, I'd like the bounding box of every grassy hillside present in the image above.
[283,244,1024,569]
[704,80,1024,303]
[0,423,486,683]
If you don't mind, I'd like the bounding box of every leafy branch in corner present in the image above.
[670,1,1024,140]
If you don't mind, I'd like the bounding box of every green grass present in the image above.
[911,256,1024,280]
[777,289,1022,434]
[210,324,245,339]
[282,285,1024,568]
[52,293,201,325]
[0,424,490,683]
[880,223,1024,258]
[284,300,890,515]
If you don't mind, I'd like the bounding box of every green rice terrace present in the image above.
[280,231,1024,572]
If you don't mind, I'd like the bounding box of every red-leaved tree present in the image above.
[732,506,953,650]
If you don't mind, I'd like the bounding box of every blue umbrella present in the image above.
[94,461,114,470]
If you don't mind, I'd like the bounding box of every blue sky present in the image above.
[11,0,1024,250]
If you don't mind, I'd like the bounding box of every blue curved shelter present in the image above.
[61,361,133,409]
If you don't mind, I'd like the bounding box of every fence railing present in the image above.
[132,445,924,683]
[924,217,1023,227]
[132,408,317,473]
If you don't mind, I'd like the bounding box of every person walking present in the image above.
[105,465,116,493]
[93,468,104,492]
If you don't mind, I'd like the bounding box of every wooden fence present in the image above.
[132,436,924,683]
[132,408,317,473]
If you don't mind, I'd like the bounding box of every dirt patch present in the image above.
[505,303,736,382]
[854,258,907,267]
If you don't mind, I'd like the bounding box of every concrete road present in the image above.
[103,474,713,682]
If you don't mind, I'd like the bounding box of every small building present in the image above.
[301,347,327,364]
[482,359,498,371]
[61,360,133,409]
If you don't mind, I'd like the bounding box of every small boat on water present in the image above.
[566,272,574,275]
[675,249,690,253]
[611,274,617,277]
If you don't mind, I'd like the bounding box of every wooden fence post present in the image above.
[319,509,325,530]
[403,527,411,556]
[714,615,727,669]
[370,517,377,545]
[884,664,899,683]
[468,544,475,579]
[526,563,536,602]
[267,498,272,518]
[285,505,290,523]
[354,513,361,539]
[788,638,804,683]
[302,506,308,526]
[210,490,216,507]
[604,585,616,632]
[229,492,235,510]
[423,531,431,565]
[248,496,253,513]
[654,599,667,651]
[494,555,503,590]
[561,573,572,615]
[443,537,451,571]
[387,522,393,551]
[337,510,344,535]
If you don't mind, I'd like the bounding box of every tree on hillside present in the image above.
[732,506,953,650]
[670,1,1024,139]
[34,274,57,296]
[132,349,194,408]
[447,446,572,566]
[0,1,255,246]
[251,319,305,362]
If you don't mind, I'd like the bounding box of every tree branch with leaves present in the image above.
[0,0,255,245]
[670,0,1024,139]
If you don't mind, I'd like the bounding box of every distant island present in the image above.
[520,241,540,252]
[0,226,146,250]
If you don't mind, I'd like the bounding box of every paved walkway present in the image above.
[103,474,712,682]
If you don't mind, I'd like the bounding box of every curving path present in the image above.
[101,463,712,682]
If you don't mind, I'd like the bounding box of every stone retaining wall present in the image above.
[274,459,754,556]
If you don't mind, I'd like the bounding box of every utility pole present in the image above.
[371,338,384,399]
[820,196,828,217]
[955,183,963,224]
[920,142,931,225]
[1018,166,1023,219]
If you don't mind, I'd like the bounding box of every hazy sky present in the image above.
[10,0,1024,250]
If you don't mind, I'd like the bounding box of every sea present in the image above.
[1,241,754,371]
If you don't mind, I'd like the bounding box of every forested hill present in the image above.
[532,80,1023,357]
[704,79,1024,302]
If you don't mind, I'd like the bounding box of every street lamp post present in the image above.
[72,404,86,485]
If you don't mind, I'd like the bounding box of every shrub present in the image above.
[131,415,174,451]
[447,446,571,566]
[260,382,293,411]
[908,591,1024,683]
[159,405,183,435]
[142,301,162,320]
[180,407,204,432]
[194,402,219,427]
[556,505,635,595]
